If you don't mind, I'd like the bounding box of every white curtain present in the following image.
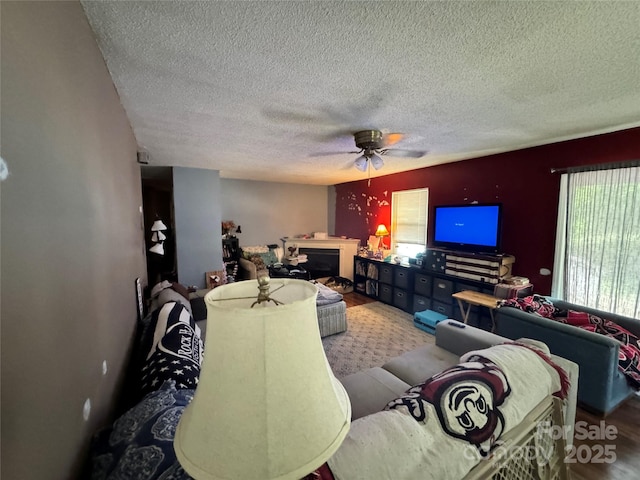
[553,165,640,318]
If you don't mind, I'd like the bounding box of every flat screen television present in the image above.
[432,203,502,254]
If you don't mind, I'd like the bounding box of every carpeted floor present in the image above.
[322,302,434,379]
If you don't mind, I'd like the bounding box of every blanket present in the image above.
[90,301,205,479]
[90,381,194,480]
[140,302,204,399]
[501,296,640,388]
[313,280,344,306]
[562,310,640,388]
[327,343,566,480]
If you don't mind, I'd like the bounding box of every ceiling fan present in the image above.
[313,130,427,172]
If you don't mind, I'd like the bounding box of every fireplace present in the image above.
[283,237,361,280]
[299,248,340,279]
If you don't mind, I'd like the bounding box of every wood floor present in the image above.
[343,291,377,308]
[570,396,640,479]
[342,292,640,479]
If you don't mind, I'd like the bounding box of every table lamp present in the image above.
[174,278,351,479]
[374,223,390,250]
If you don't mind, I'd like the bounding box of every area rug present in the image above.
[322,302,435,379]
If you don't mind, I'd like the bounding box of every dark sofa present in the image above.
[496,298,640,415]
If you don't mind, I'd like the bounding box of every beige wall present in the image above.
[220,178,330,247]
[1,2,146,479]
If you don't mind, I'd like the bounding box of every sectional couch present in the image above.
[324,320,578,479]
[90,287,578,480]
[496,297,640,415]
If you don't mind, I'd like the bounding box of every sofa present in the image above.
[321,320,578,479]
[340,319,578,435]
[89,290,578,480]
[495,296,640,415]
[237,244,283,280]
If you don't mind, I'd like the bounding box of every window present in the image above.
[552,165,640,318]
[391,188,429,258]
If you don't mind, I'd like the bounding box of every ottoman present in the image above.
[317,300,347,337]
[191,282,348,339]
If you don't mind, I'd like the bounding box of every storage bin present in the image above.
[393,288,411,311]
[414,273,432,296]
[414,309,448,334]
[432,278,454,302]
[413,294,431,313]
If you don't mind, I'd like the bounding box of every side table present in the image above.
[452,290,501,332]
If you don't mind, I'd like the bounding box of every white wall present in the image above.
[1,3,146,479]
[220,179,330,247]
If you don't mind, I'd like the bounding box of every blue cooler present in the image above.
[414,309,448,334]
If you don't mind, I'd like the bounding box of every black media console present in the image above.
[353,250,513,332]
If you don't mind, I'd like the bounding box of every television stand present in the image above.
[425,248,515,284]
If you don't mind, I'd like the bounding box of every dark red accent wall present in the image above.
[335,127,640,294]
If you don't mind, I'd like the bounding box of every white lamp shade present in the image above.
[151,219,168,231]
[174,279,351,480]
[354,155,368,172]
[149,242,165,255]
[151,231,166,242]
[370,153,384,170]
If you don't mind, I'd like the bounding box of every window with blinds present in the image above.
[391,188,429,257]
[552,165,640,318]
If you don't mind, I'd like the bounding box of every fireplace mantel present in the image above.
[283,237,361,280]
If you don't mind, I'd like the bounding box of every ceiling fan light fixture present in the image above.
[370,153,384,170]
[354,155,368,172]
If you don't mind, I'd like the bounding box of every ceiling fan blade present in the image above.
[309,150,361,157]
[381,132,405,147]
[380,148,427,158]
[262,106,335,126]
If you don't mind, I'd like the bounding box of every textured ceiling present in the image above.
[81,1,640,185]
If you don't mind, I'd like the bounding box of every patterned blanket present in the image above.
[90,301,204,479]
[326,343,567,480]
[501,295,640,388]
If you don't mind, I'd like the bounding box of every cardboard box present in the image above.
[206,270,227,289]
[493,282,533,299]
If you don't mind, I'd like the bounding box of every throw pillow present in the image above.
[150,280,172,298]
[249,254,267,271]
[170,282,191,301]
[565,310,592,326]
[242,246,278,266]
[242,245,269,258]
[156,288,193,316]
